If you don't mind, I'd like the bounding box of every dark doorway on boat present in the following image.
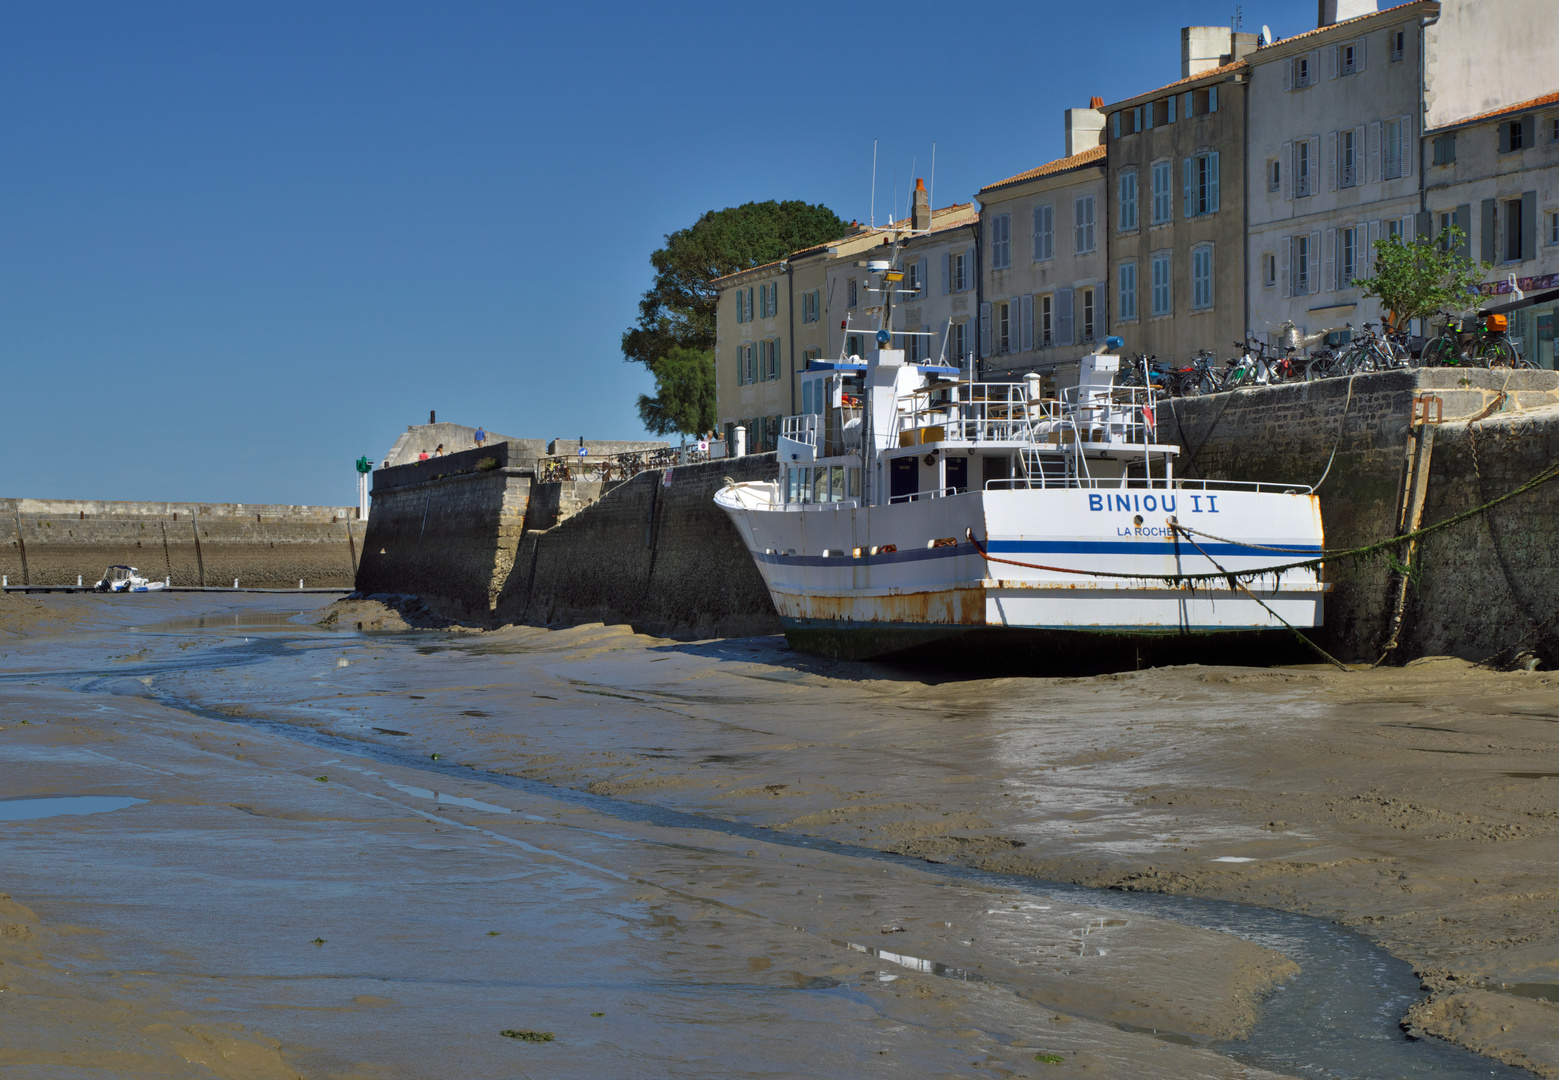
[890,457,917,501]
[982,456,1010,490]
[945,457,968,493]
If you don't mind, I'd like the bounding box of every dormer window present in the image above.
[1293,55,1312,87]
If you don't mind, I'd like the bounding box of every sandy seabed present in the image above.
[0,590,1556,1078]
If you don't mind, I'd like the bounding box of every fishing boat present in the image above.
[94,565,167,593]
[713,262,1327,667]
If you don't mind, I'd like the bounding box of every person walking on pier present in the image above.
[473,426,486,448]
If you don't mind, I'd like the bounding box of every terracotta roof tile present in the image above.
[1429,88,1559,132]
[978,145,1107,194]
[1104,58,1248,111]
[1260,0,1432,49]
[711,204,979,285]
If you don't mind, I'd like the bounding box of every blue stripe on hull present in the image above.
[755,538,1321,569]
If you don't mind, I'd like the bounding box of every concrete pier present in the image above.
[2,499,367,590]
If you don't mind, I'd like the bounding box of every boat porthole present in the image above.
[1133,515,1144,527]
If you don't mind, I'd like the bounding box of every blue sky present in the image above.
[2,1,1309,506]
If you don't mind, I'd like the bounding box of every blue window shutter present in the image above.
[941,253,951,294]
[918,256,928,297]
[1184,158,1194,218]
[1208,152,1220,213]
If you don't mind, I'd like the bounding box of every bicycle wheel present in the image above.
[1477,337,1523,369]
[1421,336,1457,368]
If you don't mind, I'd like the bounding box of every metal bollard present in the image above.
[234,578,239,589]
[298,579,304,589]
[77,575,83,587]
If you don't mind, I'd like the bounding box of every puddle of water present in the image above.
[0,795,146,821]
[1489,982,1559,1003]
[1213,856,1258,863]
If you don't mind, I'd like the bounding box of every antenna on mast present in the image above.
[869,139,878,229]
[928,142,936,229]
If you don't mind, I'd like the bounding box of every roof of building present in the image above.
[714,203,978,282]
[1427,88,1559,133]
[1256,0,1432,52]
[1103,59,1247,113]
[978,145,1107,194]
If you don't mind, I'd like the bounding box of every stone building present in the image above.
[975,104,1108,383]
[1245,0,1555,344]
[1424,89,1559,367]
[1102,28,1257,365]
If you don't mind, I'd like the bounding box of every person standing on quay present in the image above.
[473,426,486,448]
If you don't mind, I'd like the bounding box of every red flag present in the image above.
[1142,401,1156,434]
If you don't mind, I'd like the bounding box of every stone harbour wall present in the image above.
[0,499,366,588]
[1162,369,1559,663]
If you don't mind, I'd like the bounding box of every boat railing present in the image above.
[887,486,964,504]
[897,382,1063,446]
[1057,384,1158,447]
[781,413,820,448]
[983,477,1315,494]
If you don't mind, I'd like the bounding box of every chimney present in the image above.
[912,177,930,232]
[1064,105,1106,156]
[1319,0,1377,26]
[1181,26,1233,78]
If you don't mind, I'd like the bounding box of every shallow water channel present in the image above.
[0,596,1535,1078]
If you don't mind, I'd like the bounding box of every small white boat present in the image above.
[94,565,167,593]
[714,259,1328,668]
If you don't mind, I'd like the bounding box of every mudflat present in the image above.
[1,592,1555,1077]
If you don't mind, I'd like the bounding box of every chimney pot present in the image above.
[1090,96,1104,109]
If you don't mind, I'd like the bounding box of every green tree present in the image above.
[622,200,848,370]
[1353,226,1489,332]
[636,347,716,436]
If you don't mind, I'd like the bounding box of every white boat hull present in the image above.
[715,484,1326,663]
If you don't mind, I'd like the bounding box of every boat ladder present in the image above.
[1019,447,1072,489]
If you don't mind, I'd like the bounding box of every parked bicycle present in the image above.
[1422,309,1531,369]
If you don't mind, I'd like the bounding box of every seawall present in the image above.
[1163,368,1559,663]
[2,499,366,588]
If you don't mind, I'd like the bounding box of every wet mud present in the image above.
[1,593,1556,1076]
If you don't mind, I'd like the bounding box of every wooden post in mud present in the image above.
[13,513,29,586]
[191,513,206,587]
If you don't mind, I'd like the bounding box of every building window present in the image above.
[1293,55,1313,88]
[1501,119,1527,153]
[847,333,863,357]
[1505,198,1526,262]
[906,332,921,364]
[1550,210,1559,246]
[1263,252,1276,286]
[1191,246,1213,310]
[1074,195,1096,254]
[1340,129,1358,187]
[1390,28,1405,62]
[747,343,759,384]
[1185,152,1220,216]
[1294,235,1311,294]
[764,339,779,380]
[847,278,858,307]
[1341,227,1357,287]
[1296,140,1314,196]
[905,261,921,296]
[1118,262,1137,321]
[1081,288,1095,343]
[1387,218,1403,240]
[1150,252,1172,316]
[1151,160,1172,224]
[953,252,970,291]
[1033,205,1054,260]
[1039,294,1053,346]
[990,213,1012,269]
[1119,170,1138,231]
[996,302,1011,353]
[951,320,967,361]
[1552,116,1559,142]
[1268,159,1281,192]
[1384,119,1403,178]
[1432,134,1456,166]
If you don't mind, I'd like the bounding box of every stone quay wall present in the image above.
[1162,369,1559,663]
[1,499,366,588]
